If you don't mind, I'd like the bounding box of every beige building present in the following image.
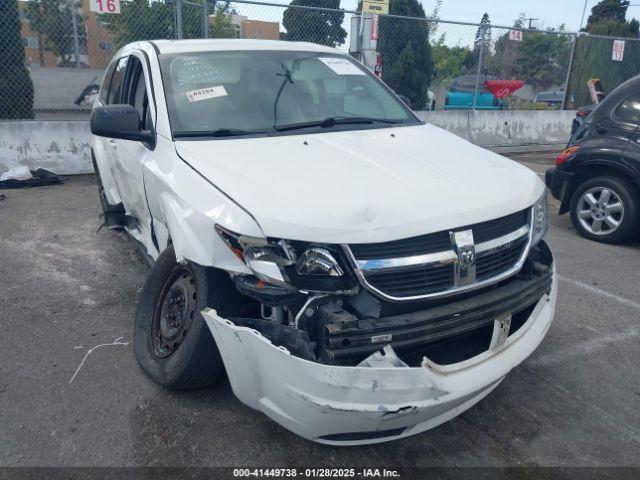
[19,0,114,69]
[230,14,280,40]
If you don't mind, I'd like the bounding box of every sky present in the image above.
[336,0,640,32]
[232,0,640,52]
[429,0,640,31]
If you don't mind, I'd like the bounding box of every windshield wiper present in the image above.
[174,129,268,138]
[274,116,403,132]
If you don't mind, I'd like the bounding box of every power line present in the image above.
[580,0,589,29]
[523,16,539,29]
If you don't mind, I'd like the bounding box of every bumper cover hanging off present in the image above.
[202,265,557,446]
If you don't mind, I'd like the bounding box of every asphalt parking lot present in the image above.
[1,153,639,467]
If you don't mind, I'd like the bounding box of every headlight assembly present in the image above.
[296,248,344,277]
[215,225,354,292]
[531,191,549,246]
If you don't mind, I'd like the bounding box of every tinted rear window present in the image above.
[614,95,640,124]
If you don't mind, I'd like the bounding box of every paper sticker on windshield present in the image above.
[185,85,227,103]
[318,57,365,76]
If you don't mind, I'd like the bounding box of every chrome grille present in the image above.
[363,263,454,297]
[345,208,532,301]
[476,237,528,281]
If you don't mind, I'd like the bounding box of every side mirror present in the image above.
[397,94,412,109]
[90,105,153,143]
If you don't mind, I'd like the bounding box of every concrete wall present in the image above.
[0,111,575,175]
[0,121,92,175]
[415,110,575,147]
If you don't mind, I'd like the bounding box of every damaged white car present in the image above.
[90,39,556,445]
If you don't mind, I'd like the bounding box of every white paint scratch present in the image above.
[69,337,129,384]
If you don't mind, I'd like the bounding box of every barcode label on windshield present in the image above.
[185,85,228,103]
[318,57,366,76]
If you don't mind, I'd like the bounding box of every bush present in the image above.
[0,0,34,119]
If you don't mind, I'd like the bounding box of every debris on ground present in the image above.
[68,337,129,384]
[0,168,63,189]
[0,166,32,182]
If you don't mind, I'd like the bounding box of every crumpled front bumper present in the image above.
[203,265,557,446]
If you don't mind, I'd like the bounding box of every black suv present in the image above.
[546,76,640,244]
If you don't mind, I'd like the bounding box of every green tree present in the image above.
[474,13,492,51]
[491,21,571,89]
[100,0,178,46]
[101,0,236,48]
[465,12,492,69]
[25,0,86,65]
[282,0,346,47]
[570,0,640,105]
[0,0,34,118]
[427,0,443,40]
[377,0,433,108]
[586,0,639,36]
[209,3,238,39]
[385,45,426,103]
[431,35,472,86]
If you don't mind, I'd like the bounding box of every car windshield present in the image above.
[160,50,418,137]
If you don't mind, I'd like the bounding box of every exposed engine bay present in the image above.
[225,241,554,368]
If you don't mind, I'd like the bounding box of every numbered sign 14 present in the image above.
[90,0,120,14]
[509,30,523,42]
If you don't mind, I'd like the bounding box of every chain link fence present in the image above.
[568,33,640,107]
[2,0,640,120]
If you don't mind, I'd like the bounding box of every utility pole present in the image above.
[524,17,538,29]
[202,0,209,38]
[176,0,183,39]
[561,33,579,110]
[69,0,81,68]
[472,39,485,110]
[579,0,589,29]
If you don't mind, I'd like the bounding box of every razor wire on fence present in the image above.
[2,0,640,120]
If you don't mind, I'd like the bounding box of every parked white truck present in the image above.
[90,39,556,445]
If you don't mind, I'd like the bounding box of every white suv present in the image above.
[90,39,556,445]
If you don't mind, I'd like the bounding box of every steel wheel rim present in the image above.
[577,186,624,236]
[151,267,197,359]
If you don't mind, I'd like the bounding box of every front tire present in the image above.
[134,245,241,389]
[569,176,639,244]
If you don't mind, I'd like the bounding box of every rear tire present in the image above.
[569,176,639,244]
[134,245,241,390]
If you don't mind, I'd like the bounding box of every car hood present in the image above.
[175,124,543,244]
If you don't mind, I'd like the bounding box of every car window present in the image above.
[107,56,129,105]
[123,56,151,130]
[159,51,417,136]
[614,94,640,125]
[99,61,117,104]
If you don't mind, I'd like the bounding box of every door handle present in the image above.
[107,138,117,146]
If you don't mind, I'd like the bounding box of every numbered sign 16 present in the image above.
[90,0,120,14]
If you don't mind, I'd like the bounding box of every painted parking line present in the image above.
[558,275,640,311]
[529,276,640,369]
[530,326,639,367]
